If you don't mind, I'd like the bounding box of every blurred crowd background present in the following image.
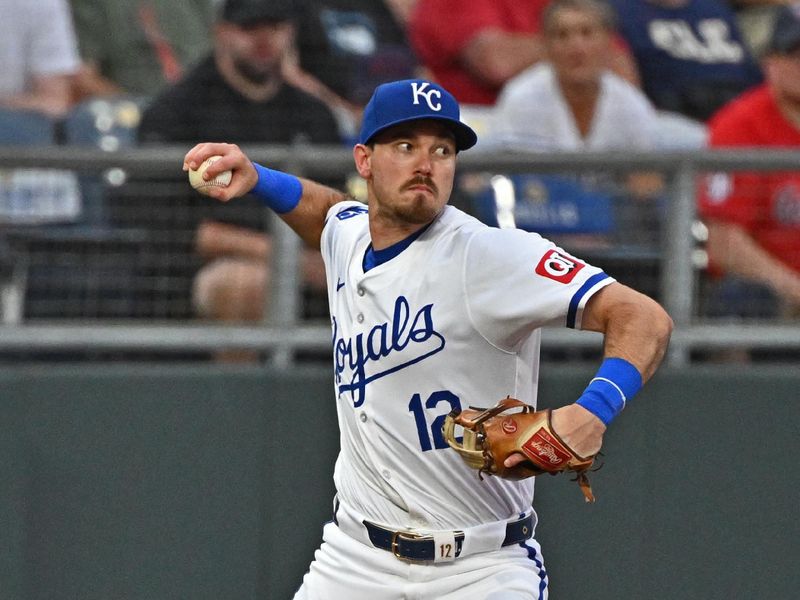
[1,0,799,364]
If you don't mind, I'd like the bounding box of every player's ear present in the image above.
[353,144,372,179]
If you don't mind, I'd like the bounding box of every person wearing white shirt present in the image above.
[495,61,658,153]
[491,0,666,240]
[0,0,80,118]
[494,0,660,155]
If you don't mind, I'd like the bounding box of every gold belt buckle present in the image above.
[390,530,430,563]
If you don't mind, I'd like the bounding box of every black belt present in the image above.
[361,513,534,563]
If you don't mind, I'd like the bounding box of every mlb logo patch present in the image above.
[535,249,584,283]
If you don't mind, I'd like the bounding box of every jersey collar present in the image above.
[362,221,433,272]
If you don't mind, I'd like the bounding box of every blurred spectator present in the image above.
[138,0,339,143]
[0,0,81,254]
[0,0,79,119]
[286,0,420,140]
[481,0,662,253]
[0,0,91,331]
[495,0,659,157]
[137,0,340,360]
[730,0,788,58]
[407,0,638,105]
[607,0,763,122]
[69,0,215,101]
[699,2,800,323]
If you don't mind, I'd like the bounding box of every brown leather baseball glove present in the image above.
[442,396,598,502]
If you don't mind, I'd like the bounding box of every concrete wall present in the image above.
[0,364,797,599]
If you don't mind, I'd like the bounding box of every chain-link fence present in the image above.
[1,143,799,364]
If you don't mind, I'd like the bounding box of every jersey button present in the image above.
[357,287,365,296]
[359,413,368,422]
[356,313,364,323]
[381,469,391,480]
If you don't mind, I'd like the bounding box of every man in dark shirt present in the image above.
[136,0,341,356]
[139,0,340,142]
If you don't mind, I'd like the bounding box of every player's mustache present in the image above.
[403,177,438,195]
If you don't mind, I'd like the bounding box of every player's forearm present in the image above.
[599,294,673,383]
[250,166,347,249]
[183,143,347,249]
[707,221,800,303]
[570,284,671,430]
[582,283,673,383]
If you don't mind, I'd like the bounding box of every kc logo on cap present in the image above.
[411,82,442,112]
[358,79,478,151]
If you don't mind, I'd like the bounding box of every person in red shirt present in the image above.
[699,3,800,319]
[407,0,638,105]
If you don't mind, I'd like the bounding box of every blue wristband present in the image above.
[576,357,643,426]
[251,162,302,213]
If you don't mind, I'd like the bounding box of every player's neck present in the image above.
[367,196,444,250]
[368,209,439,251]
[363,221,433,271]
[369,222,427,251]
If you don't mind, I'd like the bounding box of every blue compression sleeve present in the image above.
[251,163,303,213]
[576,357,643,426]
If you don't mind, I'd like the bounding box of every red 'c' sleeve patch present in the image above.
[535,249,585,283]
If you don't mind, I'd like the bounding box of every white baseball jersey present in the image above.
[320,201,614,532]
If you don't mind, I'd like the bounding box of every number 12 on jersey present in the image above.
[408,390,462,451]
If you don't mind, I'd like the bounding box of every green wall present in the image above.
[0,364,797,599]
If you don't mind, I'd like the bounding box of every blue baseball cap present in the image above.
[358,79,478,151]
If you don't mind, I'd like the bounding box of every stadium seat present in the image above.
[470,173,616,235]
[4,98,152,321]
[0,108,56,145]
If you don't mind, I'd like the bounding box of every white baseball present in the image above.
[188,155,232,194]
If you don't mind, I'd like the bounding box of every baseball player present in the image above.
[183,79,673,599]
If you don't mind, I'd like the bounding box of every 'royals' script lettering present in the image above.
[333,296,445,407]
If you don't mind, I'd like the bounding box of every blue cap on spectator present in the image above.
[358,79,478,151]
[767,3,800,54]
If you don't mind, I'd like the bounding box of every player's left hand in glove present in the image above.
[442,397,599,502]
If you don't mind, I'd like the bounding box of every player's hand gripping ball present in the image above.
[443,397,599,502]
[188,155,232,195]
